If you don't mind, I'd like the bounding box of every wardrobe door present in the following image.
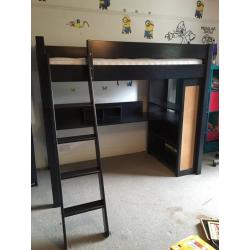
[178,83,200,174]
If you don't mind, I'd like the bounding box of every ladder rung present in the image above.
[57,134,96,144]
[54,103,93,109]
[61,167,100,180]
[64,200,104,217]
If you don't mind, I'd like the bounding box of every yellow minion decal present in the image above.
[67,19,90,29]
[122,16,132,34]
[144,20,154,39]
[195,0,204,19]
[99,0,110,10]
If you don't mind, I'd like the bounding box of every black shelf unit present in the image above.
[148,79,181,174]
[55,101,146,130]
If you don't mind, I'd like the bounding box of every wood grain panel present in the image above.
[180,85,200,171]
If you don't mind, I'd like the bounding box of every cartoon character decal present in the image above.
[202,34,215,44]
[122,16,132,34]
[201,26,216,44]
[99,0,110,10]
[195,0,204,19]
[165,21,196,44]
[144,20,154,39]
[67,19,90,29]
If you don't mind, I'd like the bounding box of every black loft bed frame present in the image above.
[36,36,212,206]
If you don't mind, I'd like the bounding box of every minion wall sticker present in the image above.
[67,19,90,29]
[122,16,132,34]
[195,0,204,19]
[99,0,110,10]
[144,20,154,39]
[165,21,196,44]
[201,26,216,44]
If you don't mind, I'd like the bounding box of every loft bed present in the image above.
[47,41,207,82]
[35,36,212,207]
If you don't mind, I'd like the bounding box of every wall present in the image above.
[31,0,219,168]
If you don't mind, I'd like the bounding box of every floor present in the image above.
[31,152,219,250]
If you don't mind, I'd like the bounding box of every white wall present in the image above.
[53,80,148,165]
[31,0,219,168]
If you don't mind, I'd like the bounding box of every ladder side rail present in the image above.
[87,41,110,236]
[35,36,61,206]
[46,55,68,249]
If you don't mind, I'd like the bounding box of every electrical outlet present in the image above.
[59,144,71,152]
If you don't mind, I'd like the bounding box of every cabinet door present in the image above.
[178,83,200,173]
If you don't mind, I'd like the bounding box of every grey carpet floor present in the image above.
[31,152,219,250]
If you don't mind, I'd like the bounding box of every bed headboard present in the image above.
[87,40,208,59]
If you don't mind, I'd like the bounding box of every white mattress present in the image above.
[49,57,202,65]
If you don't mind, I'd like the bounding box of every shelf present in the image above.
[149,128,178,149]
[149,103,179,125]
[56,114,147,130]
[57,134,96,144]
[149,101,180,112]
[151,110,179,125]
[148,131,177,173]
[54,103,92,109]
[55,101,147,130]
[98,112,147,126]
[148,105,179,150]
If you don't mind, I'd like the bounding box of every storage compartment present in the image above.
[121,101,144,121]
[149,79,182,112]
[148,79,184,175]
[148,132,177,171]
[55,101,145,130]
[103,106,121,123]
[84,108,104,124]
[55,107,85,130]
[209,91,219,112]
[148,119,178,148]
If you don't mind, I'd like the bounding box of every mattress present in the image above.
[49,57,202,65]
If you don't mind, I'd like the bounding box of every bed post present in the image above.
[35,36,61,207]
[194,44,213,174]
